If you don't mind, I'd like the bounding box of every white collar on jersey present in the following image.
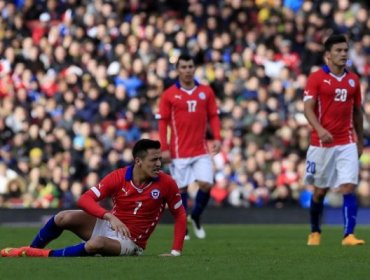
[130,180,153,193]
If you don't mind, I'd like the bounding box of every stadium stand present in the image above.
[0,0,369,209]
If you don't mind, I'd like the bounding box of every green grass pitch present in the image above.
[0,225,370,280]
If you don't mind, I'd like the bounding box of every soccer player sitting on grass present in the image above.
[1,139,187,257]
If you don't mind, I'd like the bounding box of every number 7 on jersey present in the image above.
[133,201,142,215]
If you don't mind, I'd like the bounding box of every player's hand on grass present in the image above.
[104,213,131,238]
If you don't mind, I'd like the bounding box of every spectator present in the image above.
[0,161,18,195]
[5,177,26,208]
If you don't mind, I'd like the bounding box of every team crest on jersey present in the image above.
[348,79,355,88]
[151,189,160,199]
[198,92,206,100]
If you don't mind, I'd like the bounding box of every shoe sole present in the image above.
[342,242,365,246]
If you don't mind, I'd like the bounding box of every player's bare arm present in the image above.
[353,105,364,157]
[304,98,333,143]
[103,212,131,238]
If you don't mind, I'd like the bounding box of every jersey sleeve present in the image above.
[207,87,221,140]
[77,169,123,219]
[303,72,319,102]
[158,90,172,120]
[164,177,187,252]
[157,90,171,151]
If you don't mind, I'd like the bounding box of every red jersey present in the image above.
[77,165,186,250]
[303,66,362,147]
[157,81,221,158]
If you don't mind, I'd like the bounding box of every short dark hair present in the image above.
[132,139,161,159]
[176,53,194,68]
[324,34,348,52]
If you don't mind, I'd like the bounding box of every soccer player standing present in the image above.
[156,53,221,239]
[2,139,187,257]
[304,34,365,246]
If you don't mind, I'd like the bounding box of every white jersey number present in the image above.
[187,100,197,112]
[334,88,347,102]
[133,201,142,215]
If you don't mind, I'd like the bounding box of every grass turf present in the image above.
[0,225,369,280]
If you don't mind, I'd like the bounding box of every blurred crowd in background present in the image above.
[0,0,370,209]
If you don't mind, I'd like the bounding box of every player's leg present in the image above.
[179,187,191,240]
[179,187,189,217]
[304,146,334,245]
[84,218,142,256]
[30,210,96,248]
[339,183,364,245]
[67,219,141,256]
[2,238,121,257]
[336,143,364,245]
[2,210,97,257]
[29,215,63,248]
[190,155,214,239]
[48,236,122,257]
[307,187,328,245]
[189,181,211,239]
[11,235,140,257]
[7,217,142,257]
[170,158,192,240]
[341,185,357,236]
[84,236,122,256]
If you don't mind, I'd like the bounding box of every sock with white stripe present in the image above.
[343,193,357,237]
[50,242,90,257]
[30,216,63,248]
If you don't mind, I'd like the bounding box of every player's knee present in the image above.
[313,188,327,201]
[340,184,355,194]
[54,211,74,228]
[198,182,212,192]
[85,236,105,253]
